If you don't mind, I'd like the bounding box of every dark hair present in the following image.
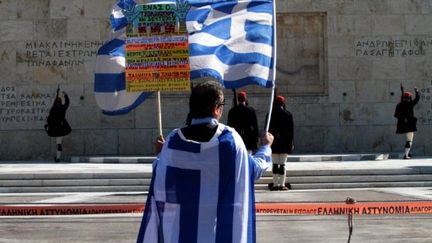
[237,96,246,103]
[54,97,62,106]
[189,80,224,119]
[237,91,247,103]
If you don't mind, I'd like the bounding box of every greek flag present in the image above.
[187,0,275,89]
[137,123,272,243]
[94,0,153,115]
[95,0,274,114]
[150,0,176,2]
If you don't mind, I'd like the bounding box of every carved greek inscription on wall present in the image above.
[355,37,431,57]
[19,40,104,67]
[419,80,432,124]
[0,85,53,128]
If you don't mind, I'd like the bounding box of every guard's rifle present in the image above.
[232,89,238,107]
[56,84,60,98]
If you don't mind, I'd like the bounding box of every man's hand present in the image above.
[154,135,165,154]
[259,131,274,147]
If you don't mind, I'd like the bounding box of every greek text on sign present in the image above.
[125,3,191,92]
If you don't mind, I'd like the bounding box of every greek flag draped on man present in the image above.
[137,123,273,243]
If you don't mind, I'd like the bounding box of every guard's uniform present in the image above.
[227,104,259,151]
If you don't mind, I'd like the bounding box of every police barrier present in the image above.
[255,201,432,216]
[2,201,432,216]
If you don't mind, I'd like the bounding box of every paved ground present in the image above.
[1,187,431,205]
[1,187,432,243]
[1,214,432,243]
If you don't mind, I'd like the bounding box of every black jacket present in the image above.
[45,94,71,137]
[267,106,294,153]
[227,104,259,151]
[394,91,419,134]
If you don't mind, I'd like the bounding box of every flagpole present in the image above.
[157,91,163,137]
[265,0,277,132]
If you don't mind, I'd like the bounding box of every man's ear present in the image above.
[212,105,219,116]
[212,105,223,118]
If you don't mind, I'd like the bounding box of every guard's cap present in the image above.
[403,91,412,98]
[276,95,285,105]
[237,91,247,99]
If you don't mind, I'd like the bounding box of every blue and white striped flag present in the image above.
[150,0,176,2]
[94,0,153,115]
[187,0,275,89]
[95,0,274,114]
[137,122,272,243]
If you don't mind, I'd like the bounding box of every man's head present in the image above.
[54,97,62,106]
[403,91,412,102]
[275,95,285,106]
[237,91,247,103]
[189,80,225,120]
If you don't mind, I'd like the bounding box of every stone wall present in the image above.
[1,0,432,160]
[274,0,432,155]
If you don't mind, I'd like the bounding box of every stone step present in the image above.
[0,175,432,188]
[2,174,432,192]
[284,174,432,183]
[3,174,430,187]
[255,175,432,190]
[256,175,432,185]
[253,181,432,191]
[4,180,430,193]
[0,173,151,180]
[267,168,432,176]
[289,181,432,190]
[1,156,430,192]
[286,153,394,162]
[2,167,429,180]
[0,185,149,193]
[67,153,397,163]
[0,178,151,187]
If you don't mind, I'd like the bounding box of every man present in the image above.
[267,95,294,191]
[45,88,71,162]
[137,80,274,243]
[394,85,420,159]
[227,91,259,153]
